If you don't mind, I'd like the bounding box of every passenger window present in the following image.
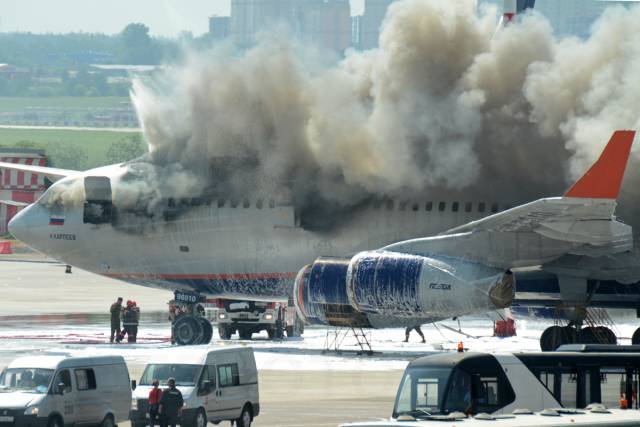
[465,202,472,213]
[417,378,440,407]
[268,199,275,209]
[217,199,225,208]
[256,199,263,209]
[372,201,381,210]
[54,370,72,394]
[452,202,459,212]
[600,369,627,409]
[560,372,578,408]
[476,376,499,406]
[230,200,238,208]
[217,364,239,388]
[478,202,486,213]
[399,201,407,211]
[539,371,556,396]
[243,199,250,208]
[412,203,419,212]
[75,369,96,391]
[438,202,446,212]
[386,200,394,210]
[425,202,433,212]
[490,203,499,213]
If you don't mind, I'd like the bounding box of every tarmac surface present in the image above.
[1,255,404,426]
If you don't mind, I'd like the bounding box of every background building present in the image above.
[230,0,351,52]
[0,149,47,234]
[358,0,395,50]
[209,16,231,40]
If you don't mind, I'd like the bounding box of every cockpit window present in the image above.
[37,178,85,209]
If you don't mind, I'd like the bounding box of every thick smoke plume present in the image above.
[126,0,640,227]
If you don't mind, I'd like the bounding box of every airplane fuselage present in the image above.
[9,163,505,301]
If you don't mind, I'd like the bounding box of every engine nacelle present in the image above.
[347,251,515,320]
[294,258,372,327]
[294,251,515,328]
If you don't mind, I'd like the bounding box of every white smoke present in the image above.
[125,0,640,226]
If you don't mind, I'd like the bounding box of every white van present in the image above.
[0,355,131,427]
[131,347,259,427]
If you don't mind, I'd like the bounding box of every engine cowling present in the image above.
[294,251,515,328]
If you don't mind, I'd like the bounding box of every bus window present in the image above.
[444,369,472,413]
[600,368,626,409]
[539,371,556,396]
[560,372,578,408]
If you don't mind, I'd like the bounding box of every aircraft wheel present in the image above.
[540,326,575,351]
[632,328,640,345]
[198,317,213,344]
[594,326,617,345]
[174,315,203,345]
[579,327,598,344]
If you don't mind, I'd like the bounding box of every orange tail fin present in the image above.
[564,130,635,199]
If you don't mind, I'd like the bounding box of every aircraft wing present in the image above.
[0,199,30,207]
[384,130,636,268]
[0,161,79,182]
[444,130,634,239]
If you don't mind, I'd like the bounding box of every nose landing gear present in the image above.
[172,291,213,346]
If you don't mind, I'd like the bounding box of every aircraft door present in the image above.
[83,176,114,225]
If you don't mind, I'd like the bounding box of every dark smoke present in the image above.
[120,0,640,230]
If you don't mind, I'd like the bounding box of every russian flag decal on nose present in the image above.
[49,215,65,226]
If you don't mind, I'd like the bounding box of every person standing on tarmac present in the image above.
[159,377,183,427]
[148,379,163,427]
[131,301,140,342]
[110,297,123,344]
[404,324,426,343]
[121,300,137,343]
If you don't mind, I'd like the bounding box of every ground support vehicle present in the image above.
[214,298,304,340]
[130,346,259,427]
[0,355,131,427]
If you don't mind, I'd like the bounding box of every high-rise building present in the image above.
[209,16,231,40]
[359,0,395,50]
[230,0,351,52]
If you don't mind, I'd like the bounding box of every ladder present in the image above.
[323,327,374,355]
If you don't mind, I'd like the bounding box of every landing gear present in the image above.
[632,328,640,345]
[540,324,616,351]
[172,291,213,346]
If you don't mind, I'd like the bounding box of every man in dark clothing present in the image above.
[404,325,426,343]
[110,297,123,343]
[159,378,183,427]
[122,300,140,343]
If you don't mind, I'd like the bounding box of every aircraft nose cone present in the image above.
[8,204,36,245]
[8,207,27,241]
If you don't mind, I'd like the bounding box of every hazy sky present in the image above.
[0,0,365,37]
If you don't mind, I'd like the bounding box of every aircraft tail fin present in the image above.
[564,130,635,200]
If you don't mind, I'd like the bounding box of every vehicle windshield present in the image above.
[0,368,54,393]
[393,366,472,418]
[140,364,201,387]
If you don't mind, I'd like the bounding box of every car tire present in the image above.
[235,405,252,427]
[47,416,63,427]
[100,414,115,427]
[192,408,207,427]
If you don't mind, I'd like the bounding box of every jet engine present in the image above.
[294,251,515,328]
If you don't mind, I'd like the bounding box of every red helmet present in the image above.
[126,300,133,307]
